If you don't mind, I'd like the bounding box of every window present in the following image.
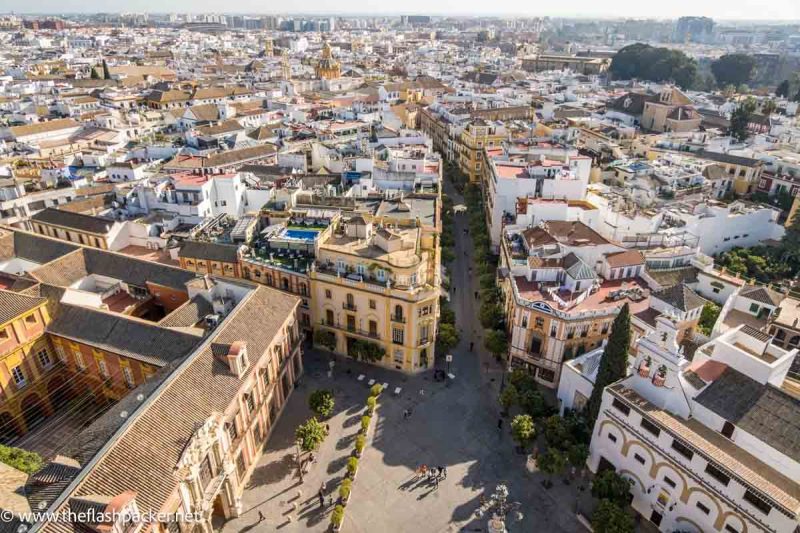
[392,328,404,345]
[122,366,135,388]
[0,327,8,341]
[11,366,25,387]
[37,348,52,369]
[521,315,528,328]
[749,303,760,314]
[607,433,617,443]
[25,314,37,325]
[671,439,694,460]
[98,359,110,379]
[74,351,86,371]
[640,418,661,437]
[227,420,239,442]
[611,398,630,416]
[696,501,711,515]
[325,289,332,299]
[663,476,676,489]
[236,452,246,477]
[369,299,376,310]
[724,525,740,533]
[634,453,645,465]
[743,490,771,515]
[720,421,735,439]
[705,463,730,486]
[538,368,555,382]
[244,392,255,413]
[535,317,544,329]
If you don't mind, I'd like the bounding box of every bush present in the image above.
[309,389,335,418]
[347,456,359,476]
[511,414,536,449]
[370,383,383,397]
[355,434,366,455]
[366,396,376,413]
[339,478,352,501]
[360,415,372,433]
[499,383,518,412]
[0,444,43,474]
[331,504,345,527]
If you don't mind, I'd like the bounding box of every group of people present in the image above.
[415,464,448,487]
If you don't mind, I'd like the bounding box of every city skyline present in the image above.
[2,1,799,22]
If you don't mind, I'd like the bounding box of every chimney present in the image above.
[227,341,249,377]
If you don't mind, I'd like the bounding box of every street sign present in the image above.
[446,354,453,362]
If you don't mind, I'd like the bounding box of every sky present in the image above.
[1,0,799,22]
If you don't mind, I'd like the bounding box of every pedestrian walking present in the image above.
[258,511,265,522]
[497,418,503,431]
[318,492,324,508]
[325,423,330,433]
[474,291,478,299]
[419,388,425,397]
[443,465,448,478]
[434,475,439,488]
[469,341,474,351]
[403,408,411,419]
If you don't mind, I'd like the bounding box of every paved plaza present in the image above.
[220,182,589,533]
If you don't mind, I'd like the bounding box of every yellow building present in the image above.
[309,209,440,373]
[315,41,341,80]
[0,289,57,440]
[457,120,508,183]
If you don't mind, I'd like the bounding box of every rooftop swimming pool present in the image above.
[281,228,321,241]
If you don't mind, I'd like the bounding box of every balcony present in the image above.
[342,302,358,312]
[320,320,380,340]
[391,314,406,324]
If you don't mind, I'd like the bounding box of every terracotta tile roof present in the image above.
[0,289,46,325]
[604,250,645,269]
[8,118,80,139]
[39,286,299,533]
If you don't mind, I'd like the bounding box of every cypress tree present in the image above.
[587,303,631,426]
[102,59,111,80]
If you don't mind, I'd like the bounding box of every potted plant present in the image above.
[360,415,371,434]
[339,478,352,505]
[638,356,652,378]
[347,456,359,479]
[354,434,366,457]
[366,396,376,414]
[331,504,344,531]
[652,365,667,387]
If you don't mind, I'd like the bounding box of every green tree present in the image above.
[510,414,536,450]
[0,445,43,474]
[567,443,589,473]
[762,99,778,116]
[309,389,335,418]
[90,66,100,79]
[102,58,111,80]
[609,43,697,89]
[591,470,634,506]
[295,417,328,453]
[314,330,337,351]
[484,329,508,360]
[349,339,385,362]
[519,386,548,418]
[436,322,459,353]
[592,499,634,533]
[729,98,757,143]
[479,301,504,328]
[697,302,720,335]
[711,54,755,88]
[499,383,518,413]
[587,304,631,425]
[776,79,790,98]
[537,448,567,487]
[543,415,572,449]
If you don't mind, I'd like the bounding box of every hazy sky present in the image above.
[1,0,798,21]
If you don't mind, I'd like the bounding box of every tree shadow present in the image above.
[343,413,362,428]
[326,455,349,475]
[246,453,295,488]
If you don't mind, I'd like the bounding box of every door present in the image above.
[650,510,663,527]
